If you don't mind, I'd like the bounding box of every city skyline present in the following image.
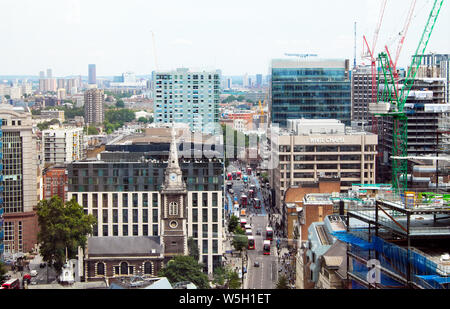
[1,0,449,76]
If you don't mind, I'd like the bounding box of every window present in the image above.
[203,224,208,238]
[152,193,158,207]
[143,209,148,223]
[97,262,105,276]
[169,202,178,216]
[123,225,128,236]
[122,193,128,207]
[133,225,138,236]
[132,193,138,207]
[113,193,118,208]
[202,193,208,207]
[191,208,198,222]
[143,193,148,207]
[143,224,148,236]
[122,209,128,223]
[133,209,138,223]
[202,240,208,254]
[144,262,152,275]
[103,209,108,223]
[152,209,158,222]
[202,209,208,222]
[212,209,218,223]
[120,262,128,275]
[213,240,218,254]
[103,225,108,236]
[212,193,218,207]
[113,209,118,223]
[192,193,198,207]
[113,225,118,236]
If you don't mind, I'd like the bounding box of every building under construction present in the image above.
[377,76,450,186]
[334,192,450,289]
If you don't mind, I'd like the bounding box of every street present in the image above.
[225,162,280,289]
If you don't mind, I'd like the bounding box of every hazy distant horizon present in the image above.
[1,0,449,76]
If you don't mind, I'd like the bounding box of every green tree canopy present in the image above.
[36,196,96,274]
[187,237,199,261]
[105,108,135,125]
[276,274,289,289]
[115,100,125,108]
[213,266,241,289]
[87,126,99,135]
[158,255,210,289]
[137,116,148,123]
[232,233,248,252]
[228,215,240,234]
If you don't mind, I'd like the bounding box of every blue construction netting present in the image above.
[351,258,405,288]
[332,231,374,250]
[416,275,450,285]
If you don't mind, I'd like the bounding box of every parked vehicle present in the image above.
[1,278,20,289]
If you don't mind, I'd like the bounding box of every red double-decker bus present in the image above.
[247,167,252,175]
[227,173,232,181]
[241,195,248,207]
[248,189,254,198]
[253,198,261,209]
[263,240,271,255]
[266,227,273,241]
[248,236,255,250]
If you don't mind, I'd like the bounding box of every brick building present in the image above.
[42,165,68,202]
[282,179,341,243]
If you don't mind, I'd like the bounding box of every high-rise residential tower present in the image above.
[271,58,351,127]
[153,68,221,134]
[88,64,97,85]
[84,88,104,125]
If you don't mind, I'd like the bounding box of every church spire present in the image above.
[168,124,180,170]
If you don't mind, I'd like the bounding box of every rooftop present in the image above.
[87,236,162,256]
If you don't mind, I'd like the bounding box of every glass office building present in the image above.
[271,58,351,127]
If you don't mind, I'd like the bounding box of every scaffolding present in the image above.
[340,197,450,289]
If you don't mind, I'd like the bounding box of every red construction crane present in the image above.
[362,0,388,135]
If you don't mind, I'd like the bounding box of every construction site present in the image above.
[335,0,450,289]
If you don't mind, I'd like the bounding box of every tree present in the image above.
[36,196,96,274]
[276,275,289,289]
[187,237,199,261]
[213,266,242,289]
[137,117,148,123]
[116,100,125,108]
[228,215,239,234]
[237,95,246,102]
[4,95,10,100]
[227,270,241,289]
[0,261,7,283]
[232,233,247,252]
[158,255,210,289]
[87,126,99,135]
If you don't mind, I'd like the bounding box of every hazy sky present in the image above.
[1,0,449,76]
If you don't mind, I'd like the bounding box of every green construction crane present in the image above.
[371,0,444,194]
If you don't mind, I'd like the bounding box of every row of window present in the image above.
[74,192,219,208]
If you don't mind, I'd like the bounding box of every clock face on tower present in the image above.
[170,173,177,182]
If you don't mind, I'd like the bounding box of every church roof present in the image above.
[87,236,162,257]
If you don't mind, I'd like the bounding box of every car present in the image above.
[30,270,38,277]
[254,261,260,267]
[256,229,262,236]
[229,189,234,194]
[39,263,46,268]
